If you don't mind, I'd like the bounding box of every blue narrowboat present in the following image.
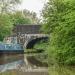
[0,43,24,65]
[0,43,24,54]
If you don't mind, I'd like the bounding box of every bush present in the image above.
[50,22,75,65]
[42,0,75,65]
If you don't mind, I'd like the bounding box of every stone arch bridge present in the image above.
[9,24,49,49]
[18,34,48,49]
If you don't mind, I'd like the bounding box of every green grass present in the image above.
[49,65,75,75]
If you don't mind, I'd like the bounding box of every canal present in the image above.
[0,51,75,75]
[0,53,48,75]
[0,43,48,75]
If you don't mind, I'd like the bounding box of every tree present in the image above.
[10,11,32,25]
[9,10,40,25]
[23,9,40,24]
[42,0,75,65]
[0,0,21,13]
[0,0,21,41]
[0,14,13,41]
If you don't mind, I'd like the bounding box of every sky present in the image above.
[18,0,48,17]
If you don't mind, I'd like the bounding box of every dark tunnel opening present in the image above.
[26,37,48,49]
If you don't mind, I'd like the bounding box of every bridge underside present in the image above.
[26,37,48,49]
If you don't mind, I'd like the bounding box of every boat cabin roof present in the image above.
[0,43,23,50]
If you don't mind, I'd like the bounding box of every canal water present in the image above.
[0,43,25,74]
[0,54,24,73]
[0,52,75,75]
[0,53,48,75]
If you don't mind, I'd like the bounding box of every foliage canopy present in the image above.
[42,0,75,65]
[0,14,13,41]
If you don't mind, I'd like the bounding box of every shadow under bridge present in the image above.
[24,36,48,49]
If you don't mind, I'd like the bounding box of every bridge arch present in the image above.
[25,37,48,49]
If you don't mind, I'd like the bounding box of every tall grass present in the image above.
[49,65,75,75]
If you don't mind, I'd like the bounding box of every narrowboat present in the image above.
[0,43,24,54]
[0,43,24,65]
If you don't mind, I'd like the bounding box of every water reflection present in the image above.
[0,54,24,73]
[0,60,24,73]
